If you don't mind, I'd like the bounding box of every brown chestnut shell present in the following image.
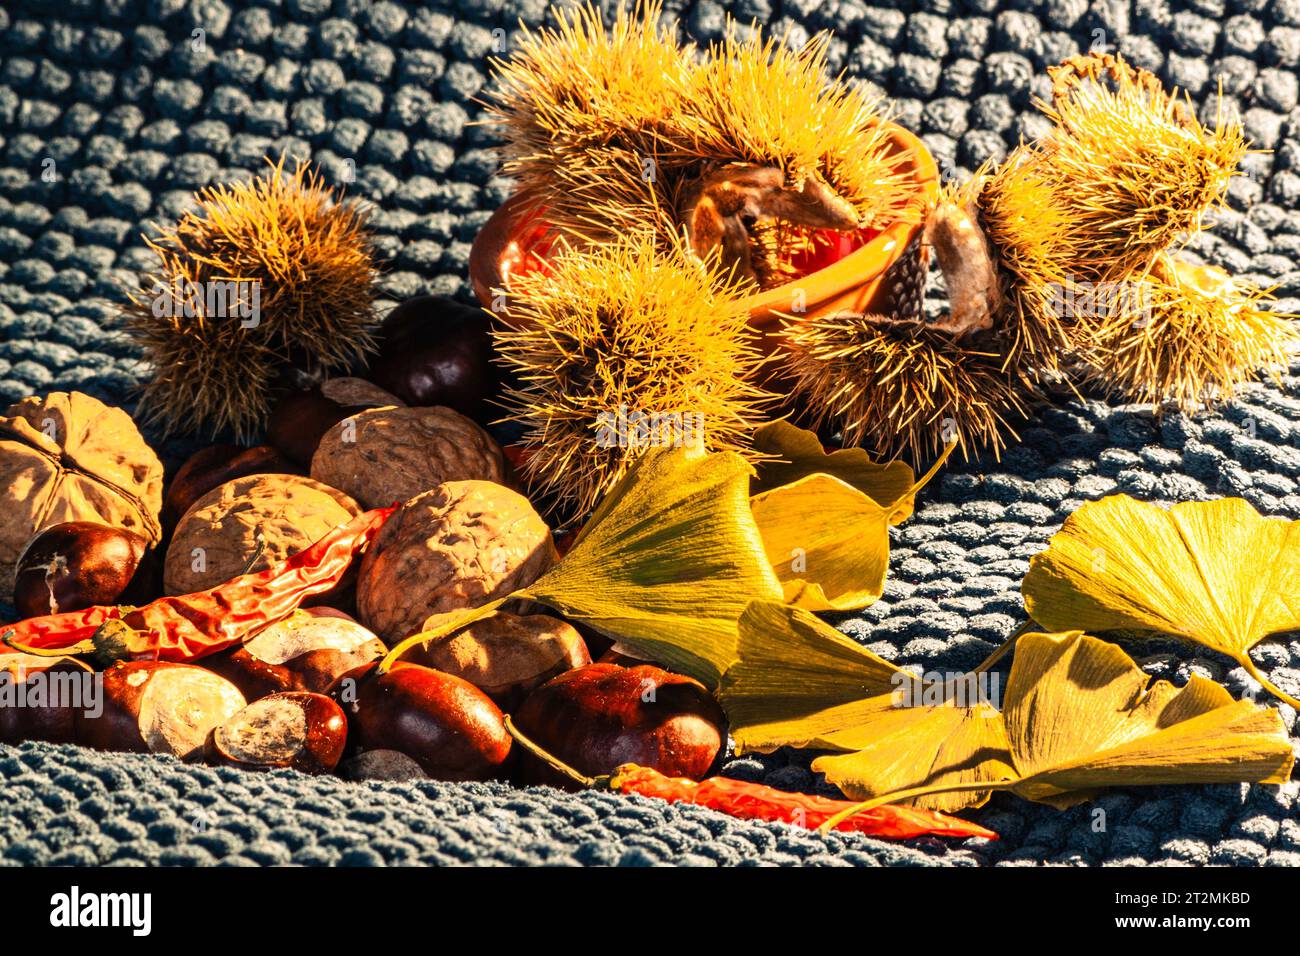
[330,661,511,782]
[513,663,726,789]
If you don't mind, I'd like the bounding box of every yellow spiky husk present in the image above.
[484,0,696,244]
[675,25,909,230]
[127,157,378,441]
[1080,255,1299,411]
[781,313,1032,463]
[1030,52,1247,282]
[494,232,774,520]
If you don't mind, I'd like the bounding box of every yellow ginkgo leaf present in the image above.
[722,601,1012,812]
[999,631,1294,808]
[1022,495,1300,707]
[748,426,955,611]
[820,632,1294,828]
[382,447,783,689]
[751,420,917,518]
[812,699,1013,813]
[750,474,895,610]
[722,601,903,752]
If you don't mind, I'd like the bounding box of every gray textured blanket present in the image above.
[1,0,1298,866]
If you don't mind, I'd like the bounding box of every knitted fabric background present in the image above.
[1,0,1298,866]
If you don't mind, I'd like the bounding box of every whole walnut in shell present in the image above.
[0,392,163,602]
[164,474,360,594]
[310,405,505,510]
[357,481,558,642]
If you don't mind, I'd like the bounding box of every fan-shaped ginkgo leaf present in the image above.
[818,632,1294,829]
[750,420,917,516]
[747,423,954,611]
[1022,495,1300,707]
[722,601,1012,812]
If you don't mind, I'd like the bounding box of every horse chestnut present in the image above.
[331,661,512,781]
[402,612,590,709]
[513,663,725,789]
[13,522,155,619]
[366,296,498,421]
[0,652,87,744]
[206,692,348,774]
[201,608,385,701]
[267,388,371,468]
[79,660,246,759]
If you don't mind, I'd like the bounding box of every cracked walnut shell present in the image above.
[164,473,361,594]
[357,480,558,643]
[310,405,505,510]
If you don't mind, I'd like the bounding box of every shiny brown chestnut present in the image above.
[0,653,88,744]
[202,608,386,701]
[13,522,155,619]
[330,661,511,781]
[78,661,246,759]
[513,663,725,790]
[164,444,295,527]
[206,692,347,774]
[366,296,498,420]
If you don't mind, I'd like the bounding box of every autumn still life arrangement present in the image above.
[0,2,1297,846]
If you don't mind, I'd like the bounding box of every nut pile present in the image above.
[0,300,727,788]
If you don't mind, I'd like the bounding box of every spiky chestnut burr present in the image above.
[781,311,1033,464]
[1080,255,1298,411]
[484,0,696,252]
[484,3,909,288]
[126,157,379,442]
[1033,53,1248,282]
[493,232,774,520]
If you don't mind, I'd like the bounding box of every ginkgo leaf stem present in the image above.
[818,780,1016,832]
[377,597,512,674]
[503,714,600,789]
[1237,654,1300,711]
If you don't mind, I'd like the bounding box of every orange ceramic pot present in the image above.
[468,122,940,343]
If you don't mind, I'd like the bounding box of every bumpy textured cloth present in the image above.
[1,0,1299,867]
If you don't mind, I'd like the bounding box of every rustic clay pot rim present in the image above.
[468,121,939,329]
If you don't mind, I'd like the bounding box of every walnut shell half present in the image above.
[357,480,558,643]
[164,473,361,594]
[310,405,505,510]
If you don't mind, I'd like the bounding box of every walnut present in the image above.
[0,392,163,602]
[310,405,505,510]
[402,612,590,707]
[357,480,558,642]
[164,474,361,594]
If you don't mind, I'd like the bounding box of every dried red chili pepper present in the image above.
[503,716,996,841]
[606,765,997,840]
[2,507,394,665]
